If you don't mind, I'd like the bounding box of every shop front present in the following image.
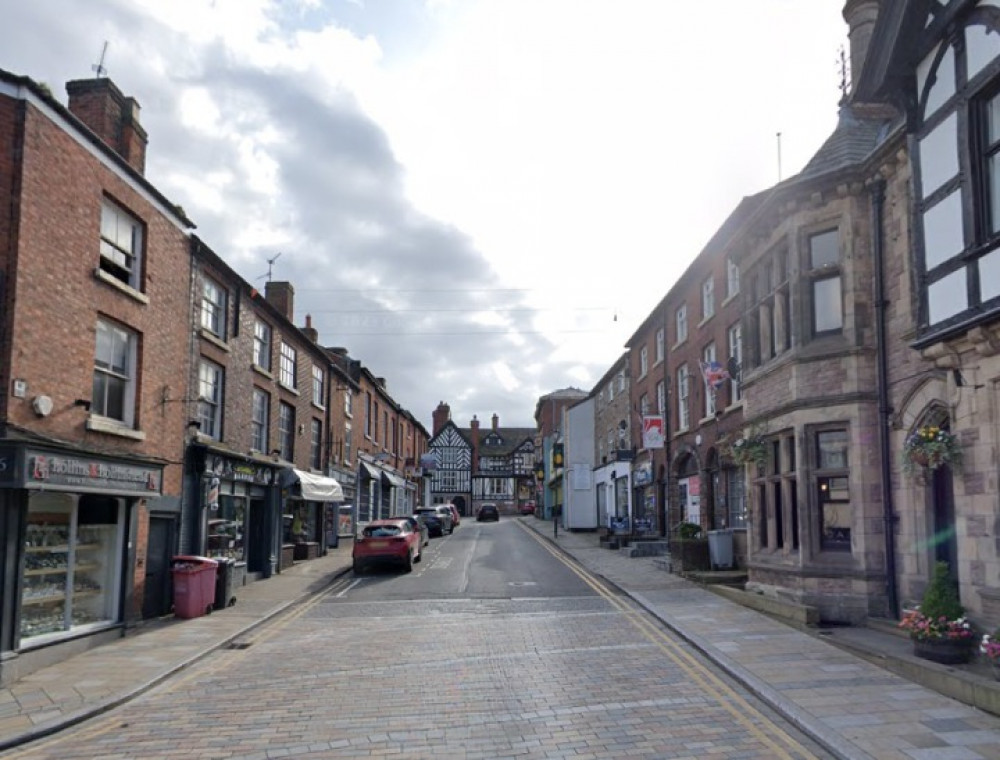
[328,465,358,541]
[197,451,278,587]
[631,459,655,535]
[280,469,343,564]
[0,443,162,685]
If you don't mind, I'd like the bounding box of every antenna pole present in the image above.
[92,41,109,78]
[776,131,782,182]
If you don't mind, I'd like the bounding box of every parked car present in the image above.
[404,514,430,547]
[353,519,421,573]
[415,506,453,537]
[477,503,500,522]
[519,501,535,515]
[445,503,461,528]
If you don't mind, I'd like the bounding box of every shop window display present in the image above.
[208,496,246,560]
[21,492,122,642]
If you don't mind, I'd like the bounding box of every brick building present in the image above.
[0,72,194,682]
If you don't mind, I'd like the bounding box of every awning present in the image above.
[282,468,343,501]
[381,470,406,488]
[358,461,380,480]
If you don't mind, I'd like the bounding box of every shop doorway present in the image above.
[452,495,467,516]
[246,498,267,574]
[931,466,959,581]
[143,515,175,619]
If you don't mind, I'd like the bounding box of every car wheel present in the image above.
[404,550,413,573]
[353,559,363,574]
[415,546,422,563]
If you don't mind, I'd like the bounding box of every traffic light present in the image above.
[552,443,564,467]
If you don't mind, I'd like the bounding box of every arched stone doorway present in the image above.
[452,495,468,517]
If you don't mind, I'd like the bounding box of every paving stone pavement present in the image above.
[3,520,1000,759]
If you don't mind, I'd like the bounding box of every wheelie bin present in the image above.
[213,557,236,610]
[171,556,219,619]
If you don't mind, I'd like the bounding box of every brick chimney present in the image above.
[432,402,451,435]
[265,281,294,321]
[470,415,480,474]
[66,78,148,174]
[302,314,318,343]
[492,413,499,431]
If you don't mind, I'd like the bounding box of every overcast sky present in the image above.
[2,0,849,429]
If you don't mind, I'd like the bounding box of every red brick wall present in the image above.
[4,95,192,620]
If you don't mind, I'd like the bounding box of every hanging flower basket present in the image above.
[728,425,768,467]
[901,425,961,475]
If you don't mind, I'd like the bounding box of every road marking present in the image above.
[516,520,815,760]
[335,578,364,597]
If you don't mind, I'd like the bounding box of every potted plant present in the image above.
[670,521,710,572]
[902,425,962,476]
[898,561,975,664]
[981,630,1000,680]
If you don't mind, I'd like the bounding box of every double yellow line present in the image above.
[519,523,817,760]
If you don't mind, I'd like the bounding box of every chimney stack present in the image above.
[432,402,451,435]
[492,413,499,431]
[265,281,295,321]
[66,78,148,174]
[470,415,480,474]
[302,314,318,343]
[843,0,880,92]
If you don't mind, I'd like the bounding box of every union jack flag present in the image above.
[700,360,730,389]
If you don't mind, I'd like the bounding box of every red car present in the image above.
[519,501,536,515]
[445,503,461,528]
[353,519,422,573]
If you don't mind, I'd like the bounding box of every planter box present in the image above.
[912,637,974,665]
[669,538,710,572]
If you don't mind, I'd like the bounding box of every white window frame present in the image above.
[278,402,295,460]
[655,328,664,364]
[93,318,137,426]
[99,199,143,290]
[310,418,323,470]
[727,257,740,298]
[251,389,269,452]
[201,277,227,338]
[639,346,648,378]
[702,277,715,320]
[312,365,325,408]
[656,380,666,414]
[677,364,690,431]
[703,343,717,418]
[279,342,297,389]
[728,322,743,403]
[198,359,224,439]
[253,320,272,371]
[675,304,688,344]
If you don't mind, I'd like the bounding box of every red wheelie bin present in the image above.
[171,556,219,619]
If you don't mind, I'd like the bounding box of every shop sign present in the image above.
[632,461,653,487]
[207,454,274,486]
[26,451,161,494]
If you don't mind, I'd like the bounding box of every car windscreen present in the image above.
[364,525,402,537]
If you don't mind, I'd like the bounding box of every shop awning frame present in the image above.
[358,461,380,480]
[282,468,344,501]
[381,470,406,488]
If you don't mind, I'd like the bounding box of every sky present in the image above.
[1,0,850,430]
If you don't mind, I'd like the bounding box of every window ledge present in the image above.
[672,339,687,350]
[199,328,230,352]
[86,415,147,441]
[278,383,300,396]
[93,269,149,304]
[312,402,326,412]
[696,314,715,329]
[252,364,274,380]
[721,292,739,307]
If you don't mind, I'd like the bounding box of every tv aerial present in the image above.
[259,252,282,282]
[92,41,109,78]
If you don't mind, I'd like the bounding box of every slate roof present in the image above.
[797,103,897,180]
[460,427,536,457]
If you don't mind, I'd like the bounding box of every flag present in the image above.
[700,360,730,389]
